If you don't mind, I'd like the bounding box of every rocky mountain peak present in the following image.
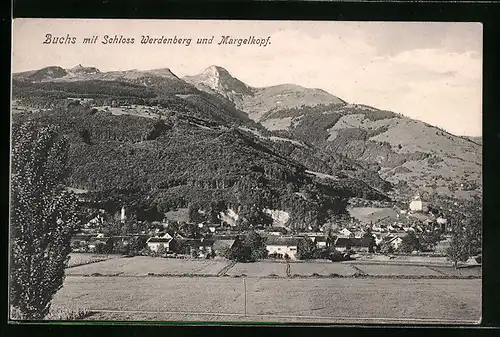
[68,64,100,74]
[185,65,254,97]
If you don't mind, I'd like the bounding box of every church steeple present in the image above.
[120,206,126,223]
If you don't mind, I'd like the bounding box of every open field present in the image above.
[66,256,230,276]
[352,264,442,277]
[430,266,482,278]
[67,253,122,268]
[226,261,288,277]
[353,254,479,266]
[64,256,481,278]
[50,276,481,324]
[289,262,358,276]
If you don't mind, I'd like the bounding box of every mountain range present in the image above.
[183,66,481,201]
[11,64,482,228]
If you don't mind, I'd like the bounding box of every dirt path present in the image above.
[349,264,367,275]
[217,261,236,276]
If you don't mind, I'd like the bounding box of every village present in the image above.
[70,192,462,262]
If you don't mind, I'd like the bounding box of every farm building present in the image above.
[312,236,331,249]
[146,235,175,252]
[265,237,301,260]
[333,237,372,253]
[177,238,215,258]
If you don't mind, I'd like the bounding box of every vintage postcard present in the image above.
[10,19,482,324]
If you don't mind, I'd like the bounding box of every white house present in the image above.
[147,233,173,252]
[409,193,429,212]
[313,236,329,248]
[265,237,301,260]
[339,228,352,236]
[436,216,448,231]
[436,217,448,225]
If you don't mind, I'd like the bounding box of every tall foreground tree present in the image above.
[10,121,80,319]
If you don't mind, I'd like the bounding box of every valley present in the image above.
[10,63,482,324]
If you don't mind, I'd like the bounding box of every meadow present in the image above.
[225,261,288,277]
[51,257,482,323]
[66,256,230,276]
[51,276,481,324]
[65,256,482,278]
[67,253,122,268]
[351,264,442,277]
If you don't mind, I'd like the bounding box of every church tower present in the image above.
[120,206,126,223]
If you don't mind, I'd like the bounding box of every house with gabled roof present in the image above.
[339,228,353,237]
[265,237,301,260]
[146,233,175,252]
[176,238,215,258]
[333,237,372,253]
[312,236,332,249]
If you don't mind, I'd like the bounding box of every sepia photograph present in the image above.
[10,19,482,324]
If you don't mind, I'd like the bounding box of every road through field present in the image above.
[51,276,481,324]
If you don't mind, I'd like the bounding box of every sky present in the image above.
[12,19,482,136]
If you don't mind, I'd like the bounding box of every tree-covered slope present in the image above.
[12,102,389,230]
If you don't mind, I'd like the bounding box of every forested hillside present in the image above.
[11,99,389,230]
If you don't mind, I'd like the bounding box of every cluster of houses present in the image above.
[72,193,451,261]
[71,230,375,261]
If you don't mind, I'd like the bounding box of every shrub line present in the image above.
[67,273,480,280]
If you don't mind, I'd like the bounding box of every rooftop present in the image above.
[213,239,235,251]
[335,237,371,247]
[265,236,301,247]
[147,237,172,243]
[177,238,215,247]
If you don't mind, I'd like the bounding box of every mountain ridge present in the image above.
[183,66,347,121]
[12,64,482,201]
